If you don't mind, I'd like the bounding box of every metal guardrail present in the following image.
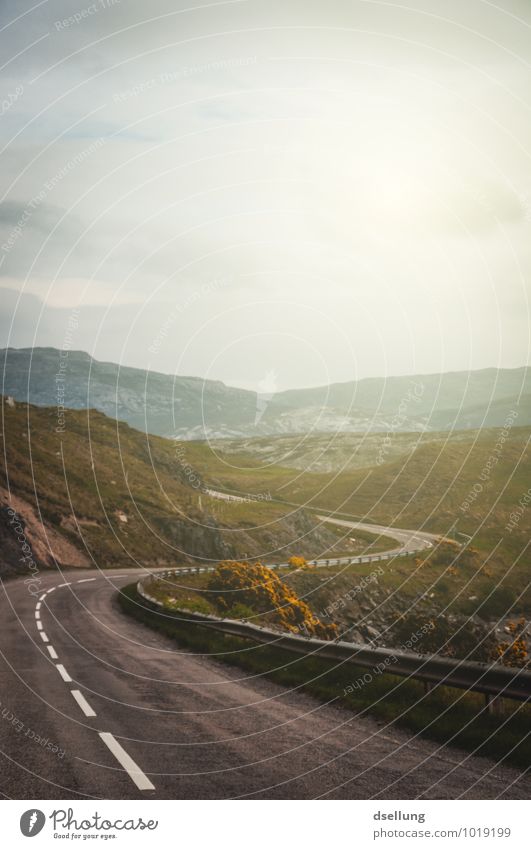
[136,576,531,705]
[149,543,427,577]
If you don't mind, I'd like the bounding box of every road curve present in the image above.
[0,568,528,800]
[314,515,435,564]
[205,488,437,566]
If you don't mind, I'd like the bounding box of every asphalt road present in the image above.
[315,515,436,562]
[206,488,437,564]
[0,568,529,800]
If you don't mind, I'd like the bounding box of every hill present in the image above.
[0,397,347,576]
[185,424,531,614]
[1,347,529,439]
[182,426,531,630]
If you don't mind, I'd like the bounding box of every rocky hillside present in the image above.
[0,397,345,576]
[2,347,529,439]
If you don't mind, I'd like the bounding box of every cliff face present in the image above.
[2,348,530,440]
[0,487,90,578]
[0,347,258,438]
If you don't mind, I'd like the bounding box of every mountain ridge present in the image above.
[1,347,529,439]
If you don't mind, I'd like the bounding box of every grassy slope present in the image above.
[188,427,530,536]
[186,427,531,617]
[0,400,376,569]
[1,400,200,566]
[3,398,527,616]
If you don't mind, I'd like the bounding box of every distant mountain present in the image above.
[1,347,529,438]
[0,347,258,438]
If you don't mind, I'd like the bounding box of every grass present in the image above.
[118,583,531,770]
[186,426,531,619]
[1,400,364,568]
[3,398,528,626]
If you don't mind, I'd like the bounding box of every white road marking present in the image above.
[36,620,43,631]
[112,575,127,578]
[39,593,47,601]
[98,732,155,791]
[47,587,56,593]
[77,578,96,583]
[56,664,72,682]
[71,689,96,717]
[35,610,40,620]
[57,582,72,588]
[47,645,58,660]
[40,631,49,643]
[36,602,41,611]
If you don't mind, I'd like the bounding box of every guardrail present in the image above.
[149,543,427,577]
[136,575,531,708]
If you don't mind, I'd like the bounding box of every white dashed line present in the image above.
[56,664,72,683]
[98,732,155,791]
[71,689,96,717]
[35,574,153,792]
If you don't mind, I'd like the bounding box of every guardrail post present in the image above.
[485,693,503,715]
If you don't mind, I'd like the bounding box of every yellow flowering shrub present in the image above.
[495,618,528,668]
[208,560,337,640]
[288,555,307,569]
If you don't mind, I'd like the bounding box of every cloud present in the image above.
[0,0,530,385]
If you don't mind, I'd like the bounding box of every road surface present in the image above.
[0,569,528,800]
[205,488,438,566]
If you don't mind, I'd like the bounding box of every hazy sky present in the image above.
[1,0,530,390]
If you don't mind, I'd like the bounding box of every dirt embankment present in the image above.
[0,486,89,577]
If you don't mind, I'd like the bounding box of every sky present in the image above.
[0,0,530,391]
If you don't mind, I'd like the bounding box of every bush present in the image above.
[208,560,337,640]
[390,610,499,663]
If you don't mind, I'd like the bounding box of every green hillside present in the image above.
[0,398,350,572]
[185,425,531,617]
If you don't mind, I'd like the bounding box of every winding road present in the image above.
[0,567,529,800]
[206,488,438,566]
